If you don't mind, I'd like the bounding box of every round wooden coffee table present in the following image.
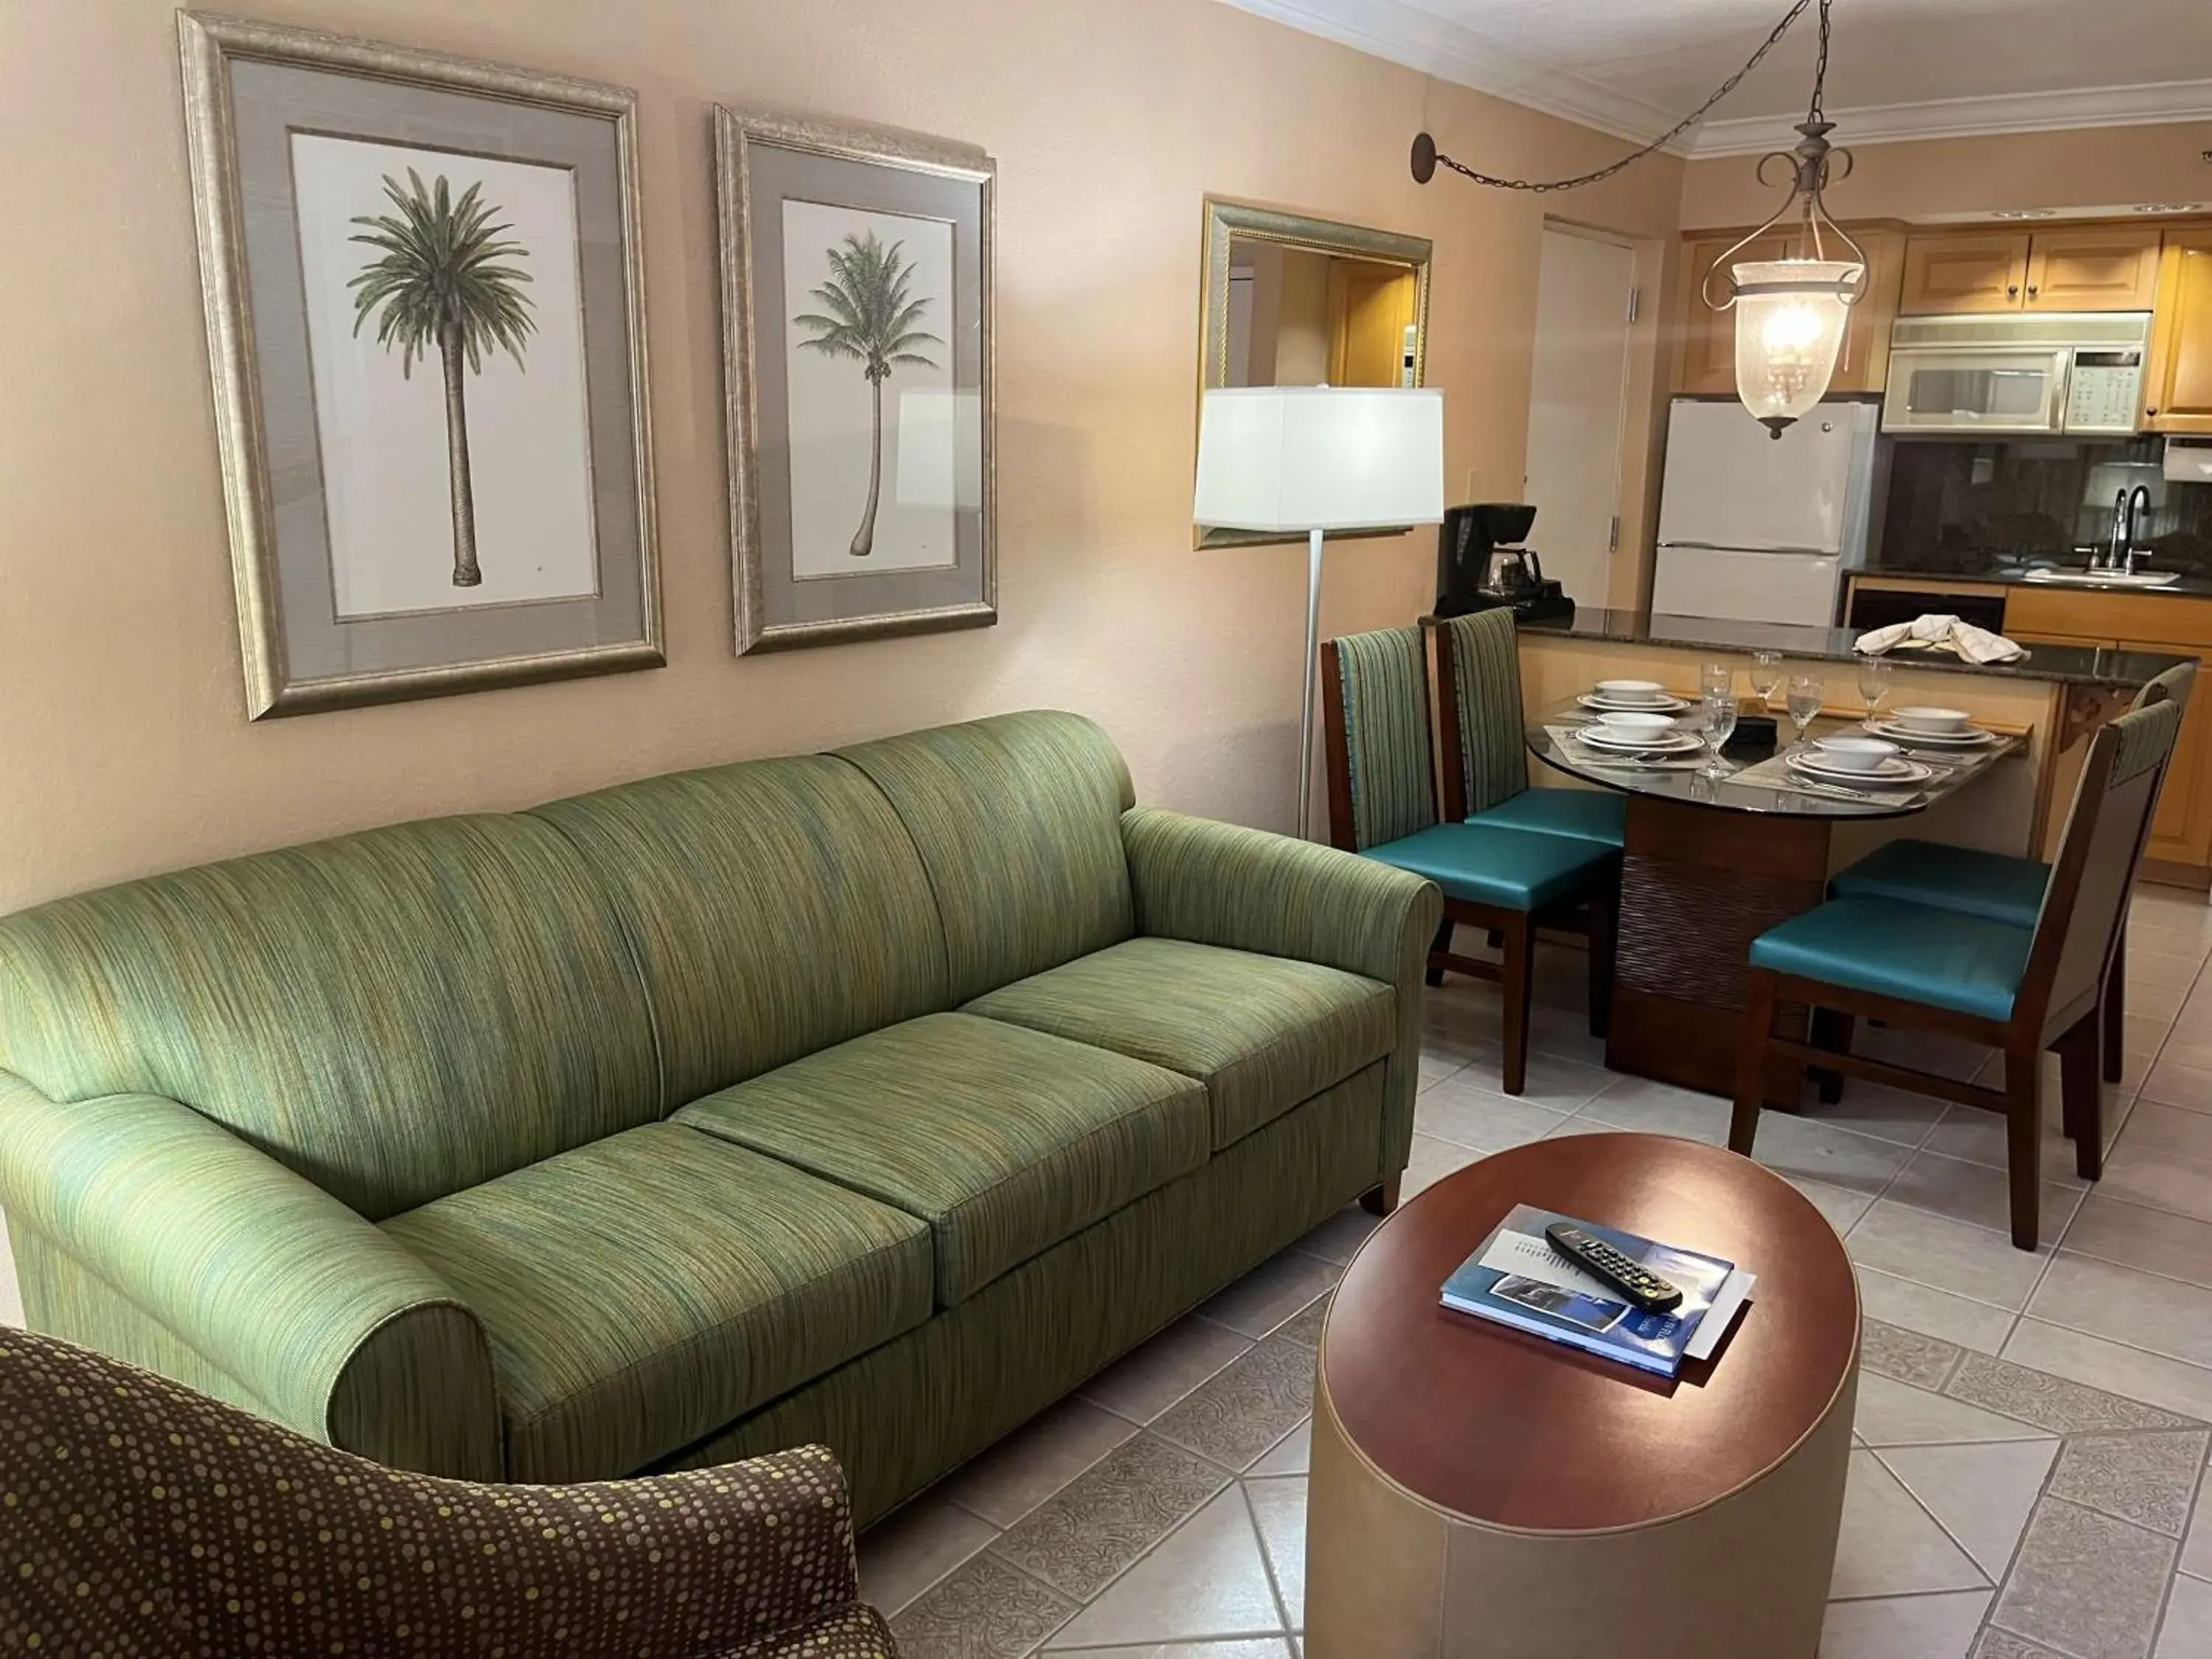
[1307,1133,1859,1659]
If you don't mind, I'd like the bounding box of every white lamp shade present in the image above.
[1730,260,1863,429]
[1193,386,1445,532]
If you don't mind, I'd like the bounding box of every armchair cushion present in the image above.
[382,1122,932,1484]
[678,1013,1208,1307]
[1470,786,1629,849]
[966,937,1394,1150]
[1749,895,2032,1023]
[1363,822,1618,914]
[1829,838,2048,928]
[0,1326,891,1659]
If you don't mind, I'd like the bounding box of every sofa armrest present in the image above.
[1122,808,1440,1174]
[0,1071,501,1478]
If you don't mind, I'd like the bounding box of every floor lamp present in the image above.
[1193,386,1446,840]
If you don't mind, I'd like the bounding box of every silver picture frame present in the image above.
[178,13,661,718]
[716,105,996,655]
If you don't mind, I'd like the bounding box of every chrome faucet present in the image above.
[2106,489,2130,571]
[2125,484,2153,575]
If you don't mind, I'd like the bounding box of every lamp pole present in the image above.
[1298,525,1325,840]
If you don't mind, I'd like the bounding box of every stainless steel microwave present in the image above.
[1881,312,2153,437]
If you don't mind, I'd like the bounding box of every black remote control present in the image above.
[1544,1223,1683,1313]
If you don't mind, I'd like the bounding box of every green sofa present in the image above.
[0,712,1439,1523]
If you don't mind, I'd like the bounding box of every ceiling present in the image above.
[1220,0,2212,155]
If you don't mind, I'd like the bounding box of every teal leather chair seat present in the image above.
[1748,896,2032,1023]
[1829,839,2048,928]
[1469,787,1628,849]
[1364,822,1619,914]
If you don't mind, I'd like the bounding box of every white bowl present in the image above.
[1595,678,1666,705]
[1596,710,1676,734]
[1815,736,1900,773]
[1889,705,1971,735]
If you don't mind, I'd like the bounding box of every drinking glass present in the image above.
[1857,655,1892,720]
[1701,659,1735,701]
[1786,672,1824,748]
[1700,692,1738,779]
[1749,650,1784,711]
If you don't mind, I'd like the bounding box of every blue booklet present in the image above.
[1440,1204,1751,1378]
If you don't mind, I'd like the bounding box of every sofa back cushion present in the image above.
[0,817,660,1220]
[530,756,950,1107]
[835,712,1136,1004]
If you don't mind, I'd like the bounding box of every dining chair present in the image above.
[1321,625,1620,1095]
[1433,608,1630,849]
[1729,695,2186,1248]
[1823,661,2195,1086]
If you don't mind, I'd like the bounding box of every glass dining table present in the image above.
[1524,696,2025,1101]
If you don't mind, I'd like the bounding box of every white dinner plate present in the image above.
[1577,691,1689,714]
[1787,751,1935,787]
[1865,718,1996,747]
[1576,728,1702,754]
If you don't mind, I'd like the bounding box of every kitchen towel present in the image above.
[1853,613,2027,666]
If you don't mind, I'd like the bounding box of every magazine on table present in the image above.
[1440,1204,1755,1377]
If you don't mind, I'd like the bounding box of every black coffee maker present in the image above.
[1435,503,1573,624]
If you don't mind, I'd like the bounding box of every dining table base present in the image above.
[1606,795,1830,1104]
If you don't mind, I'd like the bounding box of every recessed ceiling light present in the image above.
[2133,203,2205,215]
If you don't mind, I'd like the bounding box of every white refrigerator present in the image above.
[1651,399,1881,626]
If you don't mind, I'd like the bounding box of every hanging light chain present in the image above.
[1419,0,1818,195]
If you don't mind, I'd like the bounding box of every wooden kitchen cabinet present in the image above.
[2121,636,2212,862]
[2145,229,2212,435]
[1673,226,1901,396]
[1899,232,2031,314]
[2023,226,2163,311]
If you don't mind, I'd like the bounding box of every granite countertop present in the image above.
[1506,608,2190,689]
[1856,560,2212,600]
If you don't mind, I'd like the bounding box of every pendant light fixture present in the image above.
[1412,0,1859,437]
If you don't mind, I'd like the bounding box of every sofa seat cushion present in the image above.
[964,937,1395,1150]
[381,1122,931,1484]
[676,1013,1207,1307]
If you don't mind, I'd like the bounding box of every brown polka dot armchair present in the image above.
[0,1327,899,1658]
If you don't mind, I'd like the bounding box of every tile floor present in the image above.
[860,886,2212,1659]
[3,891,2211,1656]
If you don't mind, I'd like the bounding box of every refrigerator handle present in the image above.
[1658,541,1837,557]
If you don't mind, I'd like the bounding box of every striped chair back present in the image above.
[1435,609,1530,819]
[1321,627,1438,854]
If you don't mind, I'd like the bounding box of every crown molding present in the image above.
[1683,79,2212,157]
[1215,0,1689,149]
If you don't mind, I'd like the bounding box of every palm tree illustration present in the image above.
[347,169,536,588]
[793,231,942,557]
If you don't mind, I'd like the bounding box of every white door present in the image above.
[1524,228,1636,606]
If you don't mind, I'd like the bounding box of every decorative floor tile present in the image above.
[1863,1318,1967,1391]
[1080,1317,1251,1425]
[1857,1266,2017,1355]
[890,1552,1076,1659]
[2155,1571,2212,1658]
[1271,1298,1326,1353]
[1048,1644,1290,1659]
[1413,1077,1568,1153]
[1245,1477,1307,1630]
[1976,1632,2068,1659]
[992,1433,1231,1602]
[2182,1462,2212,1579]
[2048,1432,2211,1537]
[1991,1498,2177,1659]
[1848,1198,2053,1311]
[1950,1350,2202,1435]
[858,1492,1000,1617]
[2000,1322,2212,1424]
[931,1396,1137,1529]
[1881,1439,2058,1578]
[1818,1589,1990,1659]
[1196,1248,1339,1341]
[2064,1197,2212,1294]
[1043,1486,1282,1649]
[1152,1330,1318,1472]
[1248,1418,1311,1478]
[1855,1373,2059,1449]
[1830,1449,1989,1599]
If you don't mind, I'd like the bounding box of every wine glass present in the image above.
[1857,655,1893,723]
[1786,672,1825,749]
[1749,650,1784,712]
[1701,659,1735,702]
[1700,691,1738,779]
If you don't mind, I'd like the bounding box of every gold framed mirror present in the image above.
[1194,198,1433,549]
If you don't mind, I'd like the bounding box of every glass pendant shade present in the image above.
[1730,259,1863,435]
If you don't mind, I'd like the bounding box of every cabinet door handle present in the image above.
[2027,284,2039,297]
[2008,283,2020,296]
[2149,407,2161,417]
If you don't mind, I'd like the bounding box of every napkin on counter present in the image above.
[1853,613,2027,666]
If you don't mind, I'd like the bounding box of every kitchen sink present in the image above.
[2017,568,2183,589]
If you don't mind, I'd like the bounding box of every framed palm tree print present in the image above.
[716,108,995,654]
[178,14,659,717]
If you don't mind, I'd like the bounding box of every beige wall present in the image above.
[1681,119,2212,228]
[0,0,1680,912]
